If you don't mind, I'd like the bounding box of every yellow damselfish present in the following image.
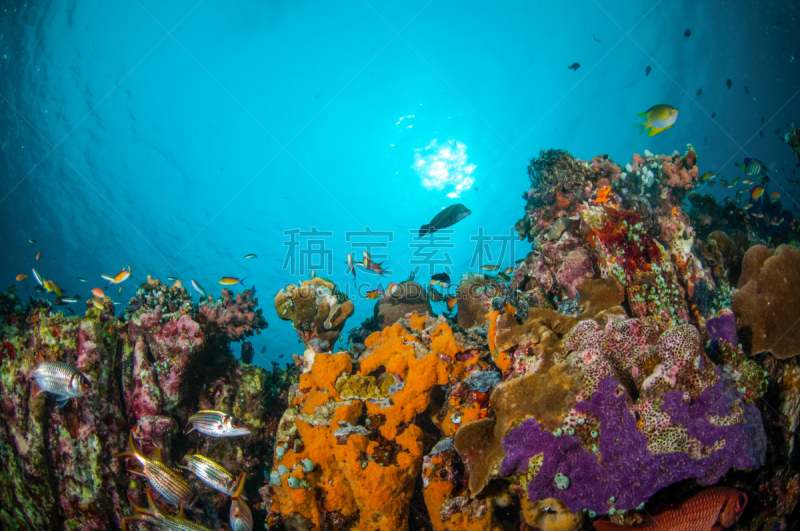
[635,104,679,136]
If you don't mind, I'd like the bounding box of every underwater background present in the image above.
[3,1,800,531]
[2,0,798,367]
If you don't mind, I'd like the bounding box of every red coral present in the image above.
[591,207,661,277]
[196,288,268,341]
[659,146,699,189]
[0,340,15,361]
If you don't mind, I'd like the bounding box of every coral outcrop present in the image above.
[274,278,354,355]
[0,279,284,530]
[373,281,433,329]
[733,245,800,359]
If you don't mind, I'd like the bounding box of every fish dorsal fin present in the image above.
[232,471,247,500]
[145,489,162,516]
[178,504,186,519]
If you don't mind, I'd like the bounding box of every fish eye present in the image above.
[737,493,747,511]
[231,418,242,427]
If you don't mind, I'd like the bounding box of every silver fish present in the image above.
[125,489,212,531]
[28,355,90,406]
[179,450,242,497]
[185,410,250,438]
[118,433,200,512]
[191,280,207,299]
[230,472,253,531]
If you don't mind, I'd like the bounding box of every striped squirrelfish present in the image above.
[593,487,747,531]
[118,433,200,512]
[179,450,242,497]
[185,410,250,437]
[28,353,90,406]
[124,489,212,531]
[635,104,679,136]
[218,276,246,286]
[230,472,253,531]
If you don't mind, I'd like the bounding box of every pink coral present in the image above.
[590,155,622,183]
[197,287,268,341]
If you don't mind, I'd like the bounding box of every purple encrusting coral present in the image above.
[706,308,739,348]
[500,375,765,514]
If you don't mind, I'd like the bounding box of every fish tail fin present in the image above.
[239,277,247,285]
[232,471,247,500]
[119,432,142,460]
[637,112,649,118]
[593,521,628,531]
[127,491,158,517]
[635,122,648,135]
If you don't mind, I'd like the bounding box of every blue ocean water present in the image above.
[1,0,798,368]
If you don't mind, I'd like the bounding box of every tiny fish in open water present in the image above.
[567,62,580,70]
[16,274,26,281]
[191,279,207,298]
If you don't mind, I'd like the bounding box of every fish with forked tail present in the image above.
[419,203,472,237]
[593,487,747,531]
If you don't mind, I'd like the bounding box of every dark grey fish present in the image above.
[567,62,580,71]
[419,204,472,237]
[645,66,651,76]
[431,272,451,283]
[684,28,691,37]
[726,78,732,89]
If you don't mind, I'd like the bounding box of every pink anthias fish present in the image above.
[362,251,388,276]
[594,487,747,531]
[102,266,131,286]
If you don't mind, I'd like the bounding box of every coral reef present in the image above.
[196,287,268,342]
[373,281,433,329]
[0,279,282,530]
[274,278,354,355]
[733,245,800,359]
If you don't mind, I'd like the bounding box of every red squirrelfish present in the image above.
[118,433,200,512]
[593,487,747,531]
[218,277,246,286]
[28,353,90,406]
[124,489,212,531]
[185,410,251,437]
[229,472,253,531]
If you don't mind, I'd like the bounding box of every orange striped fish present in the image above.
[185,410,250,437]
[229,472,253,531]
[118,433,200,512]
[594,487,746,531]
